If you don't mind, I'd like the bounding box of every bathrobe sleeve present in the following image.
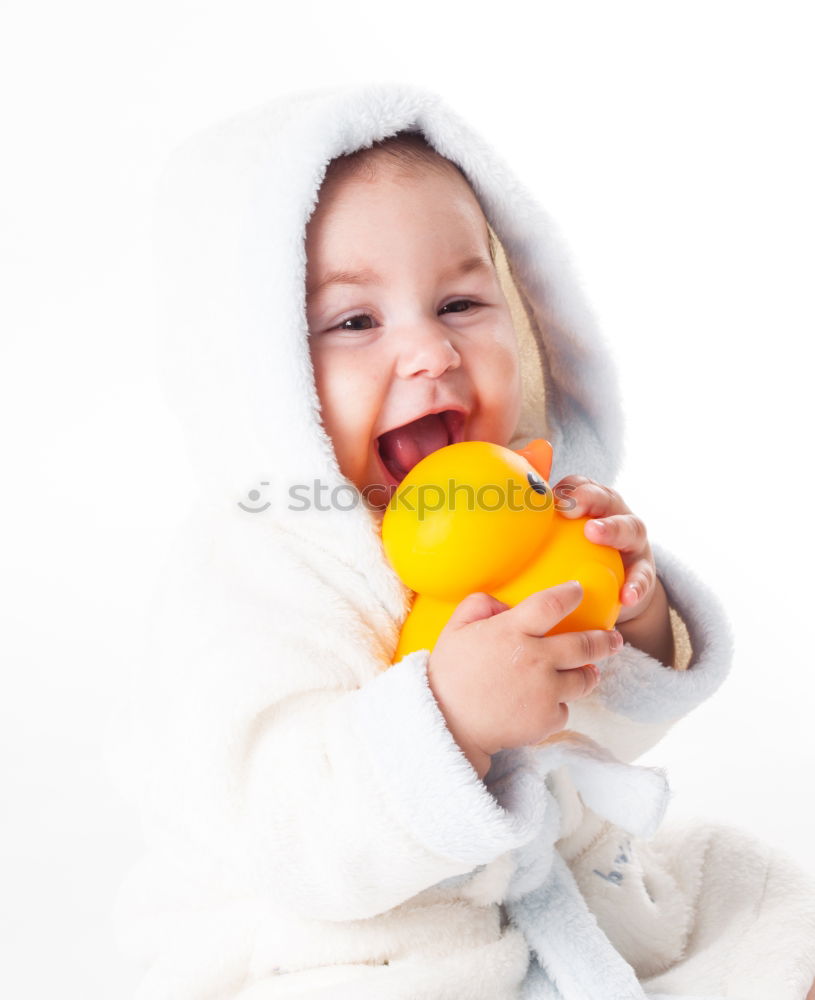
[106,512,546,926]
[566,541,734,763]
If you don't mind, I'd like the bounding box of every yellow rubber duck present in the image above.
[382,438,624,664]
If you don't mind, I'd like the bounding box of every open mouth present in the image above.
[375,409,466,487]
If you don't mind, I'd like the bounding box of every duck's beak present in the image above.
[514,438,553,481]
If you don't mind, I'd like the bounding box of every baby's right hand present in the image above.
[427,581,624,779]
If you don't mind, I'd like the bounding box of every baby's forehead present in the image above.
[308,156,494,267]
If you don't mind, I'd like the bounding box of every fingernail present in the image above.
[567,580,582,591]
[610,630,623,649]
[591,519,606,532]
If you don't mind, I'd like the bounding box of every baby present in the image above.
[109,84,815,1000]
[306,132,675,779]
[304,128,815,996]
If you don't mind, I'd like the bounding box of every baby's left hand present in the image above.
[552,475,656,627]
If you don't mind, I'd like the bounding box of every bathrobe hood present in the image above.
[153,81,624,579]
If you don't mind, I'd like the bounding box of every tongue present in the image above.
[378,412,450,480]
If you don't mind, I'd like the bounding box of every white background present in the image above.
[2,2,813,997]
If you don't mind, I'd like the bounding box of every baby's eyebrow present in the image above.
[306,254,492,298]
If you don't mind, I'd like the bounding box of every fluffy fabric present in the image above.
[104,81,815,999]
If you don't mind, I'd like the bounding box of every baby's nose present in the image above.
[396,323,462,379]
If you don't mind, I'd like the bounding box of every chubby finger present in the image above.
[554,477,629,519]
[544,625,624,670]
[557,663,600,702]
[620,556,656,603]
[446,591,512,631]
[510,580,585,637]
[585,513,647,553]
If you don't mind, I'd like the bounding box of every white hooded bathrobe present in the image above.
[105,82,815,1000]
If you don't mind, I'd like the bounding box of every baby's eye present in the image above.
[335,313,376,332]
[441,298,478,314]
[330,300,479,332]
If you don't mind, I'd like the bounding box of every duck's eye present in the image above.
[526,472,548,495]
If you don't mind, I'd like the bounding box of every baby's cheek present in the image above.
[482,339,522,437]
[310,351,375,483]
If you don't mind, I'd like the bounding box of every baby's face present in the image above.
[306,158,521,509]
